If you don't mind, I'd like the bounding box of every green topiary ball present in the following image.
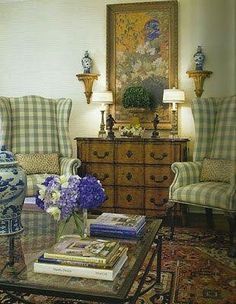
[122,86,154,109]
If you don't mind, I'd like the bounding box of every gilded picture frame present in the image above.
[107,1,178,130]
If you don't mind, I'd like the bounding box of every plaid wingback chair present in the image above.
[0,95,81,197]
[168,95,236,257]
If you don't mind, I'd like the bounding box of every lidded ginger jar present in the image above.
[0,146,26,235]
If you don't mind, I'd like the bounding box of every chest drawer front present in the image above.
[115,165,144,186]
[145,166,172,187]
[116,187,144,209]
[145,144,174,164]
[86,164,114,185]
[87,143,114,163]
[145,188,169,210]
[115,142,144,163]
[116,208,144,215]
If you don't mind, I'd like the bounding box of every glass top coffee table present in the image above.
[0,211,163,304]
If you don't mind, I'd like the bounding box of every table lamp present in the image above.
[162,87,185,138]
[92,91,113,137]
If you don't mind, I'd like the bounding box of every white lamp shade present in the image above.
[92,91,113,104]
[163,87,185,104]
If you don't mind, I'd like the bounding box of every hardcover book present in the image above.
[43,235,120,265]
[90,213,146,232]
[90,222,145,239]
[34,251,128,281]
[38,246,128,269]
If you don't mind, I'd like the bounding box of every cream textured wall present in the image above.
[0,0,235,157]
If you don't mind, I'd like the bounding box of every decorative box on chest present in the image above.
[75,137,188,216]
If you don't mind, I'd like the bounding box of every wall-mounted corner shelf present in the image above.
[76,73,100,103]
[186,70,212,97]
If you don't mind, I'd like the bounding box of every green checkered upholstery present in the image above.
[192,97,218,161]
[57,98,73,157]
[0,95,81,197]
[27,174,54,197]
[170,161,202,194]
[0,97,12,149]
[210,96,236,160]
[172,181,234,210]
[10,96,60,155]
[169,95,236,212]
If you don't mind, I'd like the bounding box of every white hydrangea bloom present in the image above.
[38,184,46,200]
[52,190,61,202]
[60,175,69,188]
[46,206,61,221]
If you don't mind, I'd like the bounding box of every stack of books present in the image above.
[34,235,128,281]
[90,213,146,239]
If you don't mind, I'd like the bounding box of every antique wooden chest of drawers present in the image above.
[75,137,188,216]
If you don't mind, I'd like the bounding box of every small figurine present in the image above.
[151,113,160,138]
[106,114,116,140]
[81,51,92,73]
[193,46,205,71]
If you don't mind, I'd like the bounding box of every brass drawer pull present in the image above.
[126,194,133,202]
[150,175,168,183]
[150,152,168,160]
[150,198,167,207]
[126,150,133,158]
[93,151,109,159]
[126,172,133,180]
[92,173,109,181]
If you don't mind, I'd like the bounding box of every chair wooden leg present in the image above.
[227,213,236,258]
[205,208,214,229]
[166,201,176,240]
[181,204,189,226]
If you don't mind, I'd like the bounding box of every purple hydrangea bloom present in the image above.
[35,195,45,210]
[35,175,106,221]
[77,175,106,209]
[42,175,57,186]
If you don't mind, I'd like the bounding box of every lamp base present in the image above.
[169,130,179,139]
[169,108,179,139]
[98,110,106,138]
[98,129,106,138]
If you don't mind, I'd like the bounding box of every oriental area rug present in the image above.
[0,223,235,304]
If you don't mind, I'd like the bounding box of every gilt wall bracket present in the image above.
[187,70,212,97]
[76,73,100,103]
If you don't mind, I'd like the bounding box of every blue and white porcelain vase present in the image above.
[193,46,205,70]
[81,50,92,73]
[0,146,26,235]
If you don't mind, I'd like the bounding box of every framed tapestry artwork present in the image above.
[107,1,178,130]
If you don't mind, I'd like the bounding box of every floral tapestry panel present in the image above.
[107,2,178,130]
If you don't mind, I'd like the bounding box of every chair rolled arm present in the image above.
[169,161,202,197]
[60,157,81,175]
[228,167,236,208]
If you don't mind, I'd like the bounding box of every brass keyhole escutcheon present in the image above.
[126,150,133,158]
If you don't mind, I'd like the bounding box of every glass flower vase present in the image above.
[56,209,88,241]
[73,208,88,238]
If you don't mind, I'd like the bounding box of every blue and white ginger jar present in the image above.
[0,146,26,235]
[193,46,205,71]
[81,51,92,73]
